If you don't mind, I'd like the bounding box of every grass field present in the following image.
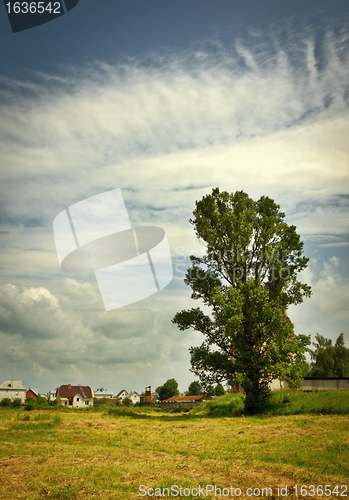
[0,392,348,500]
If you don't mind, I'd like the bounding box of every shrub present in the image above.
[25,400,35,411]
[11,398,22,408]
[0,398,12,407]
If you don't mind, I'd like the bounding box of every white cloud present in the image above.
[0,25,348,391]
[289,256,349,343]
[0,281,196,392]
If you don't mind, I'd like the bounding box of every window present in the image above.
[76,397,79,401]
[85,401,89,406]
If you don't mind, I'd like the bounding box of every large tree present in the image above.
[172,188,311,414]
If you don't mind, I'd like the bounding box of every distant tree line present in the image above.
[302,333,349,377]
[155,378,226,400]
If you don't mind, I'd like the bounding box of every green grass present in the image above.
[0,392,348,499]
[191,390,349,418]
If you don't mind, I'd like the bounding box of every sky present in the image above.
[0,0,348,396]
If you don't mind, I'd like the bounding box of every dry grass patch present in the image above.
[0,409,348,499]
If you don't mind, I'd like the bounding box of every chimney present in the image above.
[68,384,71,389]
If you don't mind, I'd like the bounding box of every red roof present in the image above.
[58,385,93,399]
[26,388,38,398]
[165,395,205,402]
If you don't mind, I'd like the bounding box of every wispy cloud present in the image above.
[0,24,348,390]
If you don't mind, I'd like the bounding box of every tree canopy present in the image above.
[156,379,179,401]
[188,380,202,396]
[310,333,349,377]
[172,188,311,414]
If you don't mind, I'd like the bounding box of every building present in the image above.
[116,389,128,401]
[302,377,349,391]
[158,395,208,410]
[0,380,26,403]
[56,384,94,408]
[48,390,57,402]
[26,388,39,399]
[94,388,114,399]
[126,391,140,404]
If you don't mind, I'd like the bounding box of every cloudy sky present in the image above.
[0,0,348,395]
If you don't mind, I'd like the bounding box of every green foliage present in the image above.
[25,399,35,411]
[122,398,133,407]
[310,333,349,377]
[24,396,50,411]
[188,380,202,395]
[0,398,12,407]
[157,379,179,401]
[191,394,245,417]
[11,398,22,408]
[204,385,215,397]
[173,188,311,415]
[35,396,49,406]
[214,382,225,396]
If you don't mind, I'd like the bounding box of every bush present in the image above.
[0,398,12,407]
[11,398,22,408]
[25,400,35,411]
[123,398,133,407]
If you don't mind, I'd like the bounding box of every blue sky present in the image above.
[0,1,348,395]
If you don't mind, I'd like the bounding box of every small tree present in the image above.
[214,383,225,396]
[123,398,133,407]
[188,381,202,396]
[157,379,179,401]
[11,398,22,408]
[173,188,311,414]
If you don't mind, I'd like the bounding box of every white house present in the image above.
[0,380,26,403]
[48,389,57,402]
[126,391,140,404]
[116,389,128,400]
[56,384,94,408]
[94,388,114,399]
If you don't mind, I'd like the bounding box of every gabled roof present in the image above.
[58,385,93,399]
[116,390,128,398]
[26,388,39,396]
[127,391,140,397]
[0,380,25,390]
[165,395,205,402]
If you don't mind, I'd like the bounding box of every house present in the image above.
[0,380,26,403]
[126,391,140,404]
[26,388,39,399]
[116,389,128,401]
[48,389,57,402]
[94,388,114,399]
[56,384,94,408]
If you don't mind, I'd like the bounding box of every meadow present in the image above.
[0,391,348,500]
